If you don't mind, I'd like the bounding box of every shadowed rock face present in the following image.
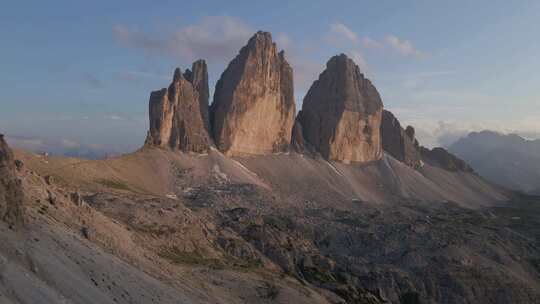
[211,31,296,156]
[291,119,306,153]
[421,146,474,172]
[145,62,211,153]
[298,54,383,163]
[381,110,422,168]
[184,60,210,134]
[0,134,24,228]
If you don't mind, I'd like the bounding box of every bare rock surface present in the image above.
[211,31,296,156]
[184,59,211,134]
[0,134,23,228]
[298,54,383,164]
[381,110,422,168]
[146,62,211,153]
[421,146,474,172]
[5,145,532,304]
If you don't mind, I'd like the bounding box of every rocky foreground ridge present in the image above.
[145,31,470,171]
[0,134,24,228]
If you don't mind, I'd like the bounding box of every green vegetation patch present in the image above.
[95,178,131,191]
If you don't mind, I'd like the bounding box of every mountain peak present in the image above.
[145,61,211,153]
[210,30,295,156]
[297,54,383,163]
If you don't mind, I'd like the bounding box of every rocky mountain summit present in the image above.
[145,60,212,153]
[142,32,472,174]
[211,31,296,156]
[449,131,540,194]
[0,134,24,228]
[297,54,383,164]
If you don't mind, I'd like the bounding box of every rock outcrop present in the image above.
[211,31,296,156]
[291,119,306,153]
[184,60,210,134]
[381,110,422,168]
[298,54,383,163]
[420,146,474,172]
[145,61,211,153]
[0,134,24,228]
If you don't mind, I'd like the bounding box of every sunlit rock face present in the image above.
[145,61,212,153]
[211,31,296,156]
[298,54,383,164]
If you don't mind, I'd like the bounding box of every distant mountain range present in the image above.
[5,135,121,159]
[449,130,540,194]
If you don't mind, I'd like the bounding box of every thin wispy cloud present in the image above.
[327,23,359,45]
[325,23,426,59]
[323,23,371,74]
[113,16,253,63]
[361,37,383,49]
[384,35,425,58]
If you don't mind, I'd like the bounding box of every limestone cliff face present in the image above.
[298,54,383,164]
[381,110,422,168]
[145,62,211,153]
[184,60,210,134]
[211,31,296,156]
[0,134,24,228]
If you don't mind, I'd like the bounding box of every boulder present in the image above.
[211,31,296,156]
[0,134,24,228]
[380,110,422,168]
[145,62,211,153]
[298,54,383,163]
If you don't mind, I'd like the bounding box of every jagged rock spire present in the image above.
[145,61,211,153]
[381,110,422,168]
[297,54,383,163]
[210,31,296,156]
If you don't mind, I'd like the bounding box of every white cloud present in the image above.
[362,37,383,49]
[113,16,253,62]
[387,103,540,148]
[323,23,371,76]
[384,35,424,58]
[328,23,359,44]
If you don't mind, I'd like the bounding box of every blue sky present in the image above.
[1,0,539,153]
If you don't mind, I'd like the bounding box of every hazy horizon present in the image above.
[2,0,540,154]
